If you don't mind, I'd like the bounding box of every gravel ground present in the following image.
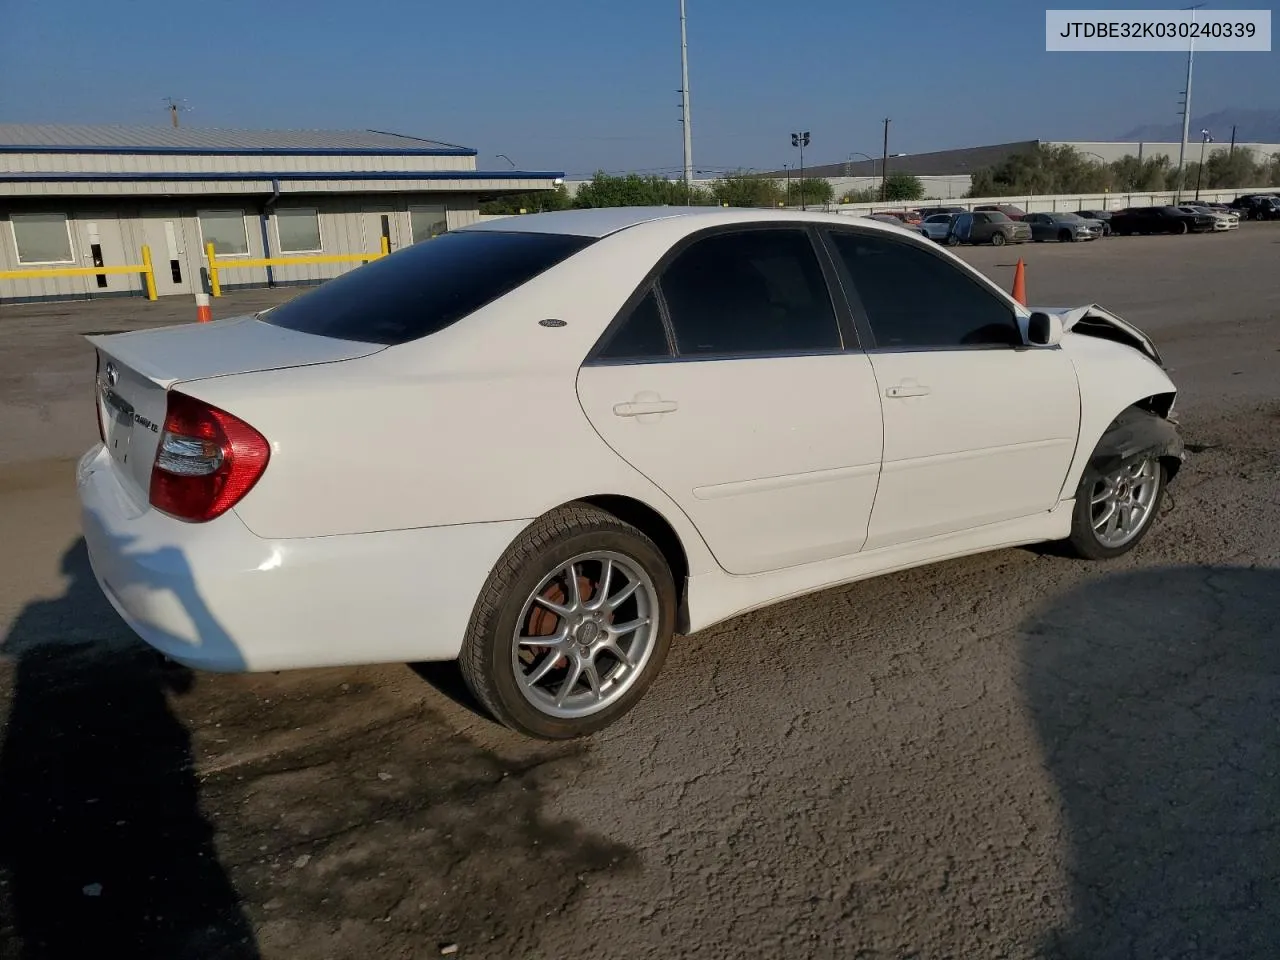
[1,224,1278,959]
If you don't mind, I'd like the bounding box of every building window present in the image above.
[198,210,250,257]
[276,207,323,254]
[10,213,74,264]
[410,204,448,243]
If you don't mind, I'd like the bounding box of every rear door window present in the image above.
[656,228,843,357]
[260,230,594,345]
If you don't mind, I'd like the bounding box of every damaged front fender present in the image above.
[1035,303,1164,367]
[1090,406,1186,483]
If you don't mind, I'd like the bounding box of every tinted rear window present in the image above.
[260,229,594,345]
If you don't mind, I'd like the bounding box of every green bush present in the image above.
[784,178,834,205]
[711,172,784,207]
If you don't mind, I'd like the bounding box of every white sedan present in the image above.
[79,207,1185,739]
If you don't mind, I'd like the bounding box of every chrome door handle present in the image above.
[613,400,678,417]
[885,384,931,398]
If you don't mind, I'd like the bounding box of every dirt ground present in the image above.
[2,225,1279,959]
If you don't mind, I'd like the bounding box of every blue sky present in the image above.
[1,0,1275,177]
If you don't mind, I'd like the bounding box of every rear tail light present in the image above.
[149,391,270,522]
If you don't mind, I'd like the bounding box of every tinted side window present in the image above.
[261,230,594,345]
[596,289,671,361]
[657,229,841,357]
[829,231,1021,349]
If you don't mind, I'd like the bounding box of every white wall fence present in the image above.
[822,185,1275,216]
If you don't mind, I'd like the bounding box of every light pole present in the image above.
[848,151,876,191]
[1196,129,1213,200]
[495,154,516,169]
[791,131,810,209]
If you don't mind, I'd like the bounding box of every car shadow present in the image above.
[409,660,488,717]
[0,539,259,959]
[1022,565,1280,959]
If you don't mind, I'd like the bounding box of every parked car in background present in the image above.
[946,210,1032,246]
[1109,206,1217,235]
[916,205,967,219]
[871,209,923,226]
[920,212,959,241]
[1179,204,1239,230]
[1024,212,1105,242]
[1076,209,1113,236]
[77,206,1184,739]
[1228,195,1280,220]
[974,203,1027,221]
[867,213,928,236]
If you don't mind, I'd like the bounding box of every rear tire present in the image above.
[459,503,677,740]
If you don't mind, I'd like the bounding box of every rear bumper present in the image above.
[76,445,529,672]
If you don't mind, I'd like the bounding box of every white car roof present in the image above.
[460,205,906,239]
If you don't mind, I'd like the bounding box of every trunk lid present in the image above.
[89,313,386,501]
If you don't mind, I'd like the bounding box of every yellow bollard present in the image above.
[380,235,390,257]
[140,244,157,301]
[206,242,221,297]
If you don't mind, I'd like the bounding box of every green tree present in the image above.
[1109,154,1171,192]
[572,171,710,208]
[966,144,1111,197]
[784,178,834,206]
[839,187,877,203]
[711,172,784,207]
[479,184,572,215]
[1202,146,1263,189]
[881,173,925,202]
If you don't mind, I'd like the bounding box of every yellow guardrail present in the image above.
[0,245,157,300]
[207,237,390,297]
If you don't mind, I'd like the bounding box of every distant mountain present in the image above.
[1117,108,1280,143]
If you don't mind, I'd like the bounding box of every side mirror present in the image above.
[1027,311,1064,346]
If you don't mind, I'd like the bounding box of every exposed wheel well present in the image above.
[1107,395,1183,482]
[1134,392,1176,419]
[577,495,691,633]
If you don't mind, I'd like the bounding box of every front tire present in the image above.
[1067,452,1166,560]
[459,503,677,739]
[990,232,1006,246]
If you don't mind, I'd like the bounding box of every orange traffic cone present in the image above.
[195,292,212,323]
[1011,258,1027,306]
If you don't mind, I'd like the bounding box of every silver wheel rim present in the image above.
[512,551,659,720]
[1089,458,1160,548]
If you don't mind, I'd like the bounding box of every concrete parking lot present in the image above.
[2,225,1279,959]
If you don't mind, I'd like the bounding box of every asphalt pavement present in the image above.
[1,225,1278,959]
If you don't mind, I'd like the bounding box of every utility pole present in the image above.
[880,118,891,202]
[679,0,693,198]
[1229,124,1237,157]
[1173,3,1205,203]
[163,97,188,128]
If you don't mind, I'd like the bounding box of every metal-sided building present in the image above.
[0,123,564,303]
